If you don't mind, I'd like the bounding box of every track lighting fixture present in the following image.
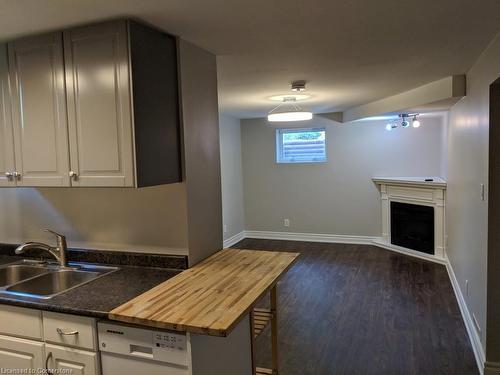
[385,114,421,131]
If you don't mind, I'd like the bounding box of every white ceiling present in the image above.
[1,0,499,119]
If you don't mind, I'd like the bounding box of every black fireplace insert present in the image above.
[390,202,434,254]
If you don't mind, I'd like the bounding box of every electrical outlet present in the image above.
[465,280,469,296]
[223,225,228,233]
[284,218,290,227]
[480,183,485,201]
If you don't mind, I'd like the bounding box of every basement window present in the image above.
[276,128,327,163]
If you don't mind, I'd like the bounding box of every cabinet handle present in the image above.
[4,172,13,181]
[69,171,78,180]
[45,351,54,374]
[56,327,79,335]
[12,171,20,180]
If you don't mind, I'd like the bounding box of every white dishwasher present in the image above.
[98,321,190,375]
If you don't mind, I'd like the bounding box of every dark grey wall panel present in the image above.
[129,20,181,187]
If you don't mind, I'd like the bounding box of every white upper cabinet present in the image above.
[8,32,71,187]
[2,19,181,188]
[64,21,135,187]
[0,44,16,187]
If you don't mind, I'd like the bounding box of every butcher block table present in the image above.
[109,248,299,375]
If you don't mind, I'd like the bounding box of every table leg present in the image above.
[270,286,278,374]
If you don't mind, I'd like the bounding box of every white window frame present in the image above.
[275,127,327,164]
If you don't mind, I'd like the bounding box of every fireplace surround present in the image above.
[372,177,446,259]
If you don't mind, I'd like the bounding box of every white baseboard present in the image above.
[371,238,447,265]
[446,255,485,375]
[244,230,378,245]
[223,231,246,248]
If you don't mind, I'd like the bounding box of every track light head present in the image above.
[412,115,421,128]
[399,114,410,128]
[385,123,398,131]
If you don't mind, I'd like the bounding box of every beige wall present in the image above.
[0,184,189,254]
[219,115,245,241]
[179,40,222,266]
[447,33,500,364]
[241,115,446,236]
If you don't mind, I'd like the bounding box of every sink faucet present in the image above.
[15,229,69,268]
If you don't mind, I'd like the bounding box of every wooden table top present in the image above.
[109,248,299,336]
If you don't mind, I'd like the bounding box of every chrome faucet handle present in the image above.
[44,229,64,239]
[43,229,67,247]
[44,229,63,236]
[43,229,69,268]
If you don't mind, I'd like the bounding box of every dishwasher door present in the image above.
[98,321,189,375]
[101,352,189,375]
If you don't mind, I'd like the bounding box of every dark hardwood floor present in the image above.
[232,239,478,375]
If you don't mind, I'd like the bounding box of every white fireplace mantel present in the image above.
[372,176,446,188]
[372,176,446,260]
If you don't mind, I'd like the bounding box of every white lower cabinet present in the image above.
[0,305,100,374]
[0,305,253,375]
[0,304,43,340]
[46,343,100,375]
[0,336,99,374]
[0,334,45,370]
[43,311,98,351]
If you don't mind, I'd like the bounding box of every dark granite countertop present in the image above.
[0,254,181,319]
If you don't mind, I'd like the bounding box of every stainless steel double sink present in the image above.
[0,259,117,299]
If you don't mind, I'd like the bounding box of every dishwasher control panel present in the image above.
[153,331,186,351]
[98,321,189,367]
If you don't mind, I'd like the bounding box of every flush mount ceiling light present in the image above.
[268,97,313,122]
[268,81,313,122]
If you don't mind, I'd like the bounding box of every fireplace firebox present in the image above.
[390,202,435,254]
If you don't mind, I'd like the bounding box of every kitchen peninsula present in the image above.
[0,248,298,375]
[110,248,299,374]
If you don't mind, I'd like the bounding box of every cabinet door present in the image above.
[8,32,70,187]
[64,21,135,187]
[46,343,100,375]
[0,44,16,187]
[0,334,45,370]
